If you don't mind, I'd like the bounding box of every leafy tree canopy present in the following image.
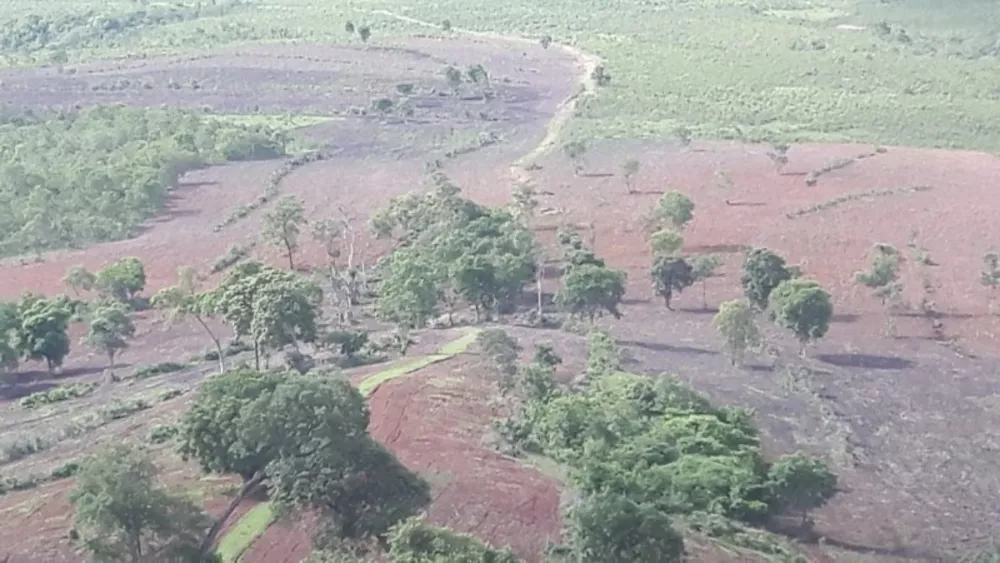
[557,263,627,321]
[95,256,146,303]
[0,105,287,256]
[651,191,694,231]
[387,517,520,563]
[70,444,216,563]
[767,278,833,346]
[740,247,795,310]
[83,301,136,367]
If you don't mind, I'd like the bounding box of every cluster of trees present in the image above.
[487,329,837,562]
[643,191,720,311]
[0,105,288,255]
[69,367,514,562]
[0,257,153,373]
[371,174,537,327]
[0,0,250,58]
[154,261,322,372]
[713,247,833,363]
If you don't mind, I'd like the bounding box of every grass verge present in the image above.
[215,502,276,563]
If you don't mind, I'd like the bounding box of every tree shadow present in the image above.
[832,313,859,323]
[619,339,717,356]
[723,200,767,207]
[686,243,750,254]
[746,363,775,373]
[677,306,719,315]
[768,520,943,561]
[0,381,58,401]
[816,353,913,370]
[622,297,652,305]
[579,172,615,178]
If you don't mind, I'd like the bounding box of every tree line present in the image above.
[0,105,288,256]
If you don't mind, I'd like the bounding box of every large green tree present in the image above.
[557,263,627,321]
[212,262,321,369]
[650,255,694,310]
[14,295,71,372]
[70,444,215,563]
[95,257,146,303]
[768,278,833,353]
[179,370,428,555]
[564,493,684,563]
[740,248,794,310]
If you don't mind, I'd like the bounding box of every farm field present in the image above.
[0,0,998,562]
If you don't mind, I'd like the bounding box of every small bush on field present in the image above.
[132,362,188,380]
[148,425,179,445]
[20,382,97,409]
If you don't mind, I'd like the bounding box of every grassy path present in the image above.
[214,328,479,560]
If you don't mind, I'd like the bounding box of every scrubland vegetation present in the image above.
[0,106,287,255]
[0,0,997,561]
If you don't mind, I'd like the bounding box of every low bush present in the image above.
[20,382,97,409]
[132,362,188,380]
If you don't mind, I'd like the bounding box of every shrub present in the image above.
[132,362,188,380]
[20,382,98,409]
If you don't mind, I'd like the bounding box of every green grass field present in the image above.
[2,0,997,150]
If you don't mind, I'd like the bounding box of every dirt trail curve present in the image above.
[368,8,601,186]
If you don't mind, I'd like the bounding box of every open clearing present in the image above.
[1,1,999,562]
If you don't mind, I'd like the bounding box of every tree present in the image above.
[64,265,96,296]
[511,182,544,317]
[259,378,430,545]
[557,263,627,321]
[673,125,692,147]
[152,269,227,373]
[358,25,372,43]
[768,278,833,354]
[444,66,463,94]
[690,254,722,309]
[564,493,684,563]
[983,251,1000,313]
[181,371,427,555]
[854,243,903,335]
[766,453,837,529]
[441,19,452,31]
[766,143,790,174]
[14,296,71,372]
[213,262,321,369]
[0,301,20,373]
[96,257,146,303]
[83,302,135,368]
[713,299,761,366]
[649,229,683,257]
[477,328,522,393]
[466,64,490,98]
[262,196,305,270]
[376,250,441,328]
[650,255,694,310]
[563,140,587,176]
[345,21,355,34]
[70,445,214,563]
[651,191,694,231]
[621,158,640,194]
[387,517,519,563]
[591,65,611,86]
[740,247,794,310]
[540,35,552,49]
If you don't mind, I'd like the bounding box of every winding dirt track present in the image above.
[368,8,602,185]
